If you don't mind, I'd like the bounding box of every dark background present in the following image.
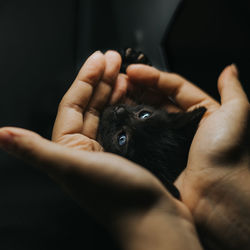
[0,0,249,249]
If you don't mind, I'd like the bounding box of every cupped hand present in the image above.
[52,50,122,151]
[0,51,201,250]
[126,64,250,249]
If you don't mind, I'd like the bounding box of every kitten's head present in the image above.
[97,104,166,155]
[97,104,206,184]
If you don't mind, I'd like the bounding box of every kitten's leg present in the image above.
[119,48,151,73]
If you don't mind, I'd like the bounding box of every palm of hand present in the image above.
[126,63,250,249]
[177,102,250,249]
[54,133,103,152]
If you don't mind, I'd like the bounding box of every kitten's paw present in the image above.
[120,48,151,73]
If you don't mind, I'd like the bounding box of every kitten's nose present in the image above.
[114,106,127,119]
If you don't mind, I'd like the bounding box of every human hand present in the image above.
[0,51,202,250]
[52,50,122,151]
[126,64,250,249]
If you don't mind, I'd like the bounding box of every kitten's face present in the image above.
[97,104,167,158]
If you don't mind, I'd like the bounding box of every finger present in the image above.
[110,74,129,105]
[164,101,183,112]
[115,78,182,112]
[0,127,70,175]
[52,51,105,141]
[0,127,106,177]
[82,51,122,139]
[218,64,249,105]
[0,127,161,194]
[127,64,219,111]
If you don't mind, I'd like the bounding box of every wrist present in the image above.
[191,161,250,249]
[112,198,203,250]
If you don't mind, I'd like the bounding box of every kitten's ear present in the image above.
[168,107,206,135]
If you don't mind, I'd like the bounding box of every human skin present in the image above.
[0,51,203,250]
[126,62,250,249]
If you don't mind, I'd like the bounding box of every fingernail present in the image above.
[94,50,103,55]
[0,130,13,150]
[231,63,239,78]
[104,50,118,55]
[91,50,103,60]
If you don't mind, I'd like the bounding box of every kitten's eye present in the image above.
[138,111,151,119]
[117,133,127,146]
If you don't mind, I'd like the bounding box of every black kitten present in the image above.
[97,48,205,198]
[97,104,206,199]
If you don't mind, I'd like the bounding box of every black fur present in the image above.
[97,48,205,198]
[97,104,206,199]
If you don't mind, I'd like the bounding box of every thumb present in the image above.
[218,64,249,104]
